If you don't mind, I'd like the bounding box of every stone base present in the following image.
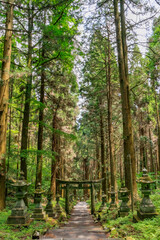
[137,210,158,220]
[45,204,56,218]
[46,210,56,218]
[133,214,140,223]
[108,203,117,211]
[31,208,47,221]
[133,210,158,222]
[7,213,30,225]
[54,205,62,217]
[54,212,61,219]
[118,211,129,217]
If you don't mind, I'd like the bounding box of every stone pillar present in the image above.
[91,183,95,215]
[65,183,70,214]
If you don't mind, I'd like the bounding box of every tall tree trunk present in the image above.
[56,134,61,196]
[84,157,89,197]
[16,96,23,178]
[152,80,160,171]
[51,112,59,199]
[0,0,14,210]
[20,3,33,180]
[7,82,13,175]
[120,154,123,182]
[96,132,101,200]
[6,82,13,196]
[139,111,146,171]
[35,32,45,188]
[113,0,137,199]
[105,29,117,192]
[149,127,154,172]
[99,100,106,195]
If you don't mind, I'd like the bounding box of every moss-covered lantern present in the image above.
[118,183,130,217]
[7,178,30,225]
[134,168,158,221]
[45,188,55,218]
[32,183,46,221]
[108,186,117,210]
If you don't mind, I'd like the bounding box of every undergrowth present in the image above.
[0,197,68,240]
[97,188,160,240]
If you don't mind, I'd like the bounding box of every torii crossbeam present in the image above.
[56,179,104,214]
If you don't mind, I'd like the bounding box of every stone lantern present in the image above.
[134,168,158,221]
[97,193,107,220]
[32,183,46,221]
[108,186,117,210]
[45,188,55,218]
[7,178,30,225]
[118,183,130,217]
[54,195,62,218]
[99,192,107,212]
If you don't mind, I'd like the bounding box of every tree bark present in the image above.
[51,112,59,199]
[35,23,45,188]
[153,81,160,171]
[148,127,154,172]
[7,82,13,175]
[99,100,107,195]
[139,111,146,171]
[0,0,14,210]
[20,3,33,180]
[113,0,137,199]
[105,29,117,192]
[96,132,101,200]
[84,157,89,197]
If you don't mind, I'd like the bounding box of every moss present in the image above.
[94,188,160,240]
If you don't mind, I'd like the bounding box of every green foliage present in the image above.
[98,188,160,240]
[0,196,71,240]
[0,210,57,240]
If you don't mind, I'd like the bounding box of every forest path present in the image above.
[43,201,120,240]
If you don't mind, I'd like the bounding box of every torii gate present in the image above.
[56,179,104,215]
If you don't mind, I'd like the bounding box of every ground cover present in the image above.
[94,189,160,240]
[0,198,67,240]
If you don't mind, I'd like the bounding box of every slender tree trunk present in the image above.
[17,96,23,178]
[51,112,59,199]
[96,132,101,200]
[153,81,160,171]
[139,111,146,171]
[84,157,89,197]
[7,82,13,175]
[120,154,124,182]
[0,0,14,210]
[96,133,100,179]
[6,82,13,196]
[56,134,61,196]
[113,0,137,199]
[105,128,110,201]
[20,3,33,180]
[149,127,154,172]
[99,100,107,195]
[61,151,65,197]
[105,29,117,192]
[35,36,45,188]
